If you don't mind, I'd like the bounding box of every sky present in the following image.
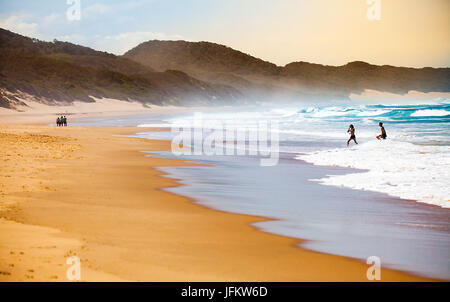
[0,0,449,68]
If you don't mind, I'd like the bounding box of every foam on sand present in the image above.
[297,140,450,208]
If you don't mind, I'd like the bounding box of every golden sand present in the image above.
[0,125,433,281]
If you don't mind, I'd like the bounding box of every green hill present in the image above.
[0,29,240,109]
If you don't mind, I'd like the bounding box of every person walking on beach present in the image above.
[376,122,387,140]
[63,116,67,127]
[347,124,357,146]
[56,116,60,127]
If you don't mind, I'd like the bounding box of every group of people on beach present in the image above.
[347,122,386,146]
[56,116,68,127]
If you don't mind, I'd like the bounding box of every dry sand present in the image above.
[0,122,434,282]
[0,96,192,125]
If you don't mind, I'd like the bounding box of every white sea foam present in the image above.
[411,109,449,117]
[137,123,173,128]
[356,109,390,117]
[135,102,450,208]
[297,140,450,208]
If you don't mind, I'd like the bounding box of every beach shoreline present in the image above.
[147,148,450,280]
[0,119,436,281]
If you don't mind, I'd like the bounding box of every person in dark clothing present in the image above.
[347,124,358,146]
[63,116,67,127]
[376,122,387,140]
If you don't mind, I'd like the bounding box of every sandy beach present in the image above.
[0,118,435,281]
[1,0,448,285]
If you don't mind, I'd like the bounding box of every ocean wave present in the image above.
[356,109,391,117]
[410,109,449,117]
[296,140,450,208]
[294,103,450,122]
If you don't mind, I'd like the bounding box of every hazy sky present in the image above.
[0,0,449,67]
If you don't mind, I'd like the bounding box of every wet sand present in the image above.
[0,125,434,281]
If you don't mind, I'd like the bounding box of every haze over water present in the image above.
[138,98,450,208]
[74,98,450,279]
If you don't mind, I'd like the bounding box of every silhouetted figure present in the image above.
[376,122,387,140]
[347,124,358,146]
[63,116,67,127]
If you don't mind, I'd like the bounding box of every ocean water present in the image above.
[136,100,450,208]
[294,102,450,208]
[150,151,450,280]
[73,98,450,279]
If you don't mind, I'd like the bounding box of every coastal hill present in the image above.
[1,28,449,109]
[0,28,240,109]
[124,40,450,100]
[123,40,279,76]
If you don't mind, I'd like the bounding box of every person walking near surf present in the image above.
[347,124,358,146]
[376,122,387,140]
